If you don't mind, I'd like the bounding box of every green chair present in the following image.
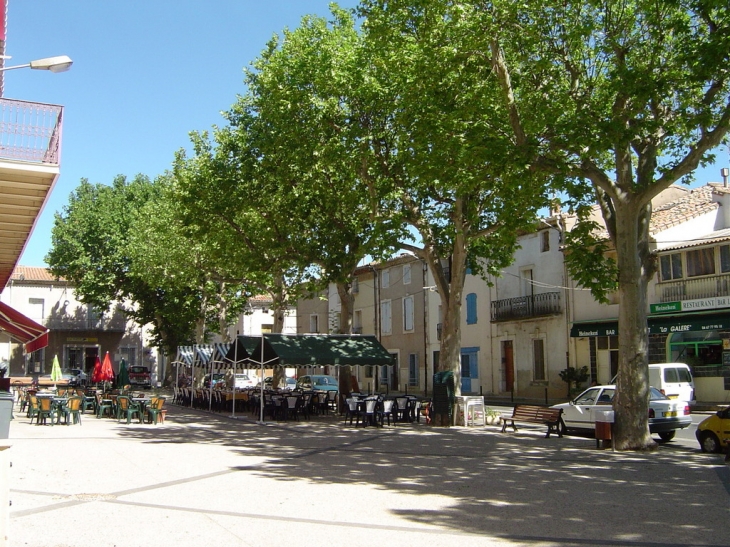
[27,395,40,424]
[36,397,56,426]
[58,397,82,425]
[146,397,166,425]
[95,393,114,418]
[81,393,96,414]
[116,396,142,424]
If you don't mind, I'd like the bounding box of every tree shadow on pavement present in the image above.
[117,405,730,547]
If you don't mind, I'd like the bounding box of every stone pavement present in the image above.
[5,402,730,547]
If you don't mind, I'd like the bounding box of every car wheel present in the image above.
[699,431,721,453]
[657,431,675,442]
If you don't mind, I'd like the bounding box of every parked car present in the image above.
[648,363,695,402]
[128,365,151,387]
[203,373,225,388]
[296,374,339,392]
[551,385,692,441]
[67,368,87,386]
[262,376,297,390]
[696,406,730,453]
[234,373,256,389]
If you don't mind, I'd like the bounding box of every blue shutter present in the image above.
[466,293,477,324]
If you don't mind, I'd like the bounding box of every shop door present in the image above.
[502,340,514,392]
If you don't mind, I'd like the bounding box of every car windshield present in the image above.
[649,387,669,400]
[315,377,336,385]
[130,367,148,373]
[574,388,601,405]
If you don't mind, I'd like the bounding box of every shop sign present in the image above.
[651,297,730,314]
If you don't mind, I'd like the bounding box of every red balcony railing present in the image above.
[0,98,63,164]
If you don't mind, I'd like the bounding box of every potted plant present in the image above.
[485,407,501,425]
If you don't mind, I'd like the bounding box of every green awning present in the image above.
[223,335,259,365]
[251,334,394,367]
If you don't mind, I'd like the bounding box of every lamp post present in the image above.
[0,55,73,97]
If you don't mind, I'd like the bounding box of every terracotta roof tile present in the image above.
[649,185,718,236]
[10,265,64,283]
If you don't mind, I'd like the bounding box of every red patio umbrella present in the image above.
[91,355,103,383]
[100,351,115,383]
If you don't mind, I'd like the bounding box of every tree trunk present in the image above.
[613,198,656,450]
[336,280,354,401]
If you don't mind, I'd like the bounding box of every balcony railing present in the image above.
[0,98,64,164]
[656,273,730,303]
[490,292,562,322]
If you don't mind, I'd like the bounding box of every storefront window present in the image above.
[686,248,715,277]
[669,330,722,375]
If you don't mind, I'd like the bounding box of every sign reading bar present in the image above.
[572,312,730,337]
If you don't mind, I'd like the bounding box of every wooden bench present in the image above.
[501,404,563,438]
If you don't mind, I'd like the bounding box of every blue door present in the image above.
[460,348,479,393]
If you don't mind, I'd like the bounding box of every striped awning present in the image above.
[173,346,194,366]
[193,344,215,367]
[0,301,49,353]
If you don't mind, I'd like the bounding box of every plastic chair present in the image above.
[284,396,300,421]
[117,396,142,424]
[95,393,114,418]
[146,397,166,424]
[59,396,82,425]
[36,397,56,426]
[81,394,96,414]
[27,395,40,424]
[381,399,396,426]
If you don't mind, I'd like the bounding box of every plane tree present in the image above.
[359,0,551,397]
[480,0,730,449]
[172,9,407,392]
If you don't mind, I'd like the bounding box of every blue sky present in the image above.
[6,1,729,267]
[6,0,358,266]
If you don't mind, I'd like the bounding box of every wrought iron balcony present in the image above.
[490,292,562,322]
[656,273,730,303]
[0,98,64,164]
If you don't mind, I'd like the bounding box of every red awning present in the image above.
[0,301,49,353]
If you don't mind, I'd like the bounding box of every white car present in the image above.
[551,385,692,442]
[234,373,256,389]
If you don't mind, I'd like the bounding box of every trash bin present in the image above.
[0,390,13,439]
[432,371,455,426]
[594,409,614,449]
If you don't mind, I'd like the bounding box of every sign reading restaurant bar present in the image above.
[571,312,730,337]
[650,296,730,314]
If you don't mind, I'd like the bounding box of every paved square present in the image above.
[6,403,729,547]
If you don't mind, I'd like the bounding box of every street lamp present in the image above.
[0,55,73,73]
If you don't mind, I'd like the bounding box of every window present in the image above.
[351,277,359,294]
[309,314,319,333]
[520,268,534,297]
[363,365,373,378]
[28,298,45,322]
[380,300,392,335]
[533,338,546,381]
[408,353,418,386]
[330,312,341,333]
[87,305,102,328]
[403,295,414,332]
[381,269,390,289]
[465,293,477,325]
[120,347,137,367]
[597,336,619,350]
[353,310,362,334]
[721,245,730,273]
[403,264,411,285]
[541,230,550,252]
[660,253,683,281]
[686,248,715,277]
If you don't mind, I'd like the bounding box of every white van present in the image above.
[648,363,695,402]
